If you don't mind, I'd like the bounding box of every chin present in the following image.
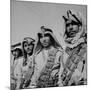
[43,44,48,47]
[27,51,32,54]
[44,45,51,48]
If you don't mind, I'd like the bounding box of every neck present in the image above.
[44,45,53,50]
[27,54,31,57]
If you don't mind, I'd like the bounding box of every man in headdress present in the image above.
[30,26,64,88]
[21,37,35,88]
[11,37,36,89]
[11,43,23,60]
[10,43,23,90]
[61,10,87,86]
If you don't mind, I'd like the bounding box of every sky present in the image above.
[11,0,87,48]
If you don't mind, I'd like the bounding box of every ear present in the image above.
[62,16,68,22]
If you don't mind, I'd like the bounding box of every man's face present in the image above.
[12,50,19,58]
[24,42,34,54]
[40,34,51,48]
[66,21,79,37]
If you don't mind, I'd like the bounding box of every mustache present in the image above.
[42,42,48,44]
[68,30,78,34]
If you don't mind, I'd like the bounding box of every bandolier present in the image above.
[37,49,59,87]
[61,42,86,86]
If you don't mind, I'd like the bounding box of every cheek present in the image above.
[73,25,78,30]
[24,47,28,51]
[16,52,19,56]
[13,52,16,56]
[29,45,33,50]
[66,26,70,32]
[40,38,44,43]
[46,38,50,43]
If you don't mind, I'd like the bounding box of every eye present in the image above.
[24,43,28,47]
[71,21,78,25]
[29,44,33,47]
[38,34,43,38]
[66,23,70,27]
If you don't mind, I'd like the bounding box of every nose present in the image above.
[27,46,30,50]
[27,47,29,49]
[28,45,33,50]
[69,24,73,28]
[69,24,73,30]
[43,38,47,42]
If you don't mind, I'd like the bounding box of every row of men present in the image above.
[10,10,87,90]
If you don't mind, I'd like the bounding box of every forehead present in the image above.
[66,20,79,26]
[24,41,33,45]
[40,36,50,40]
[40,33,51,37]
[66,20,72,24]
[12,50,16,53]
[12,50,18,54]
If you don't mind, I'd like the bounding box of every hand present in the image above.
[51,70,58,77]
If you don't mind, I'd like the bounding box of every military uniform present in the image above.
[36,47,62,87]
[61,10,87,86]
[61,42,87,86]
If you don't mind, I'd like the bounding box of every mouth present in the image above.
[69,31,77,37]
[27,49,32,53]
[42,43,48,46]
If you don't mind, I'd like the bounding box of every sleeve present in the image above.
[30,54,41,86]
[51,51,64,77]
[52,51,64,70]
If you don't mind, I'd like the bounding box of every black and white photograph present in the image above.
[10,0,87,90]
